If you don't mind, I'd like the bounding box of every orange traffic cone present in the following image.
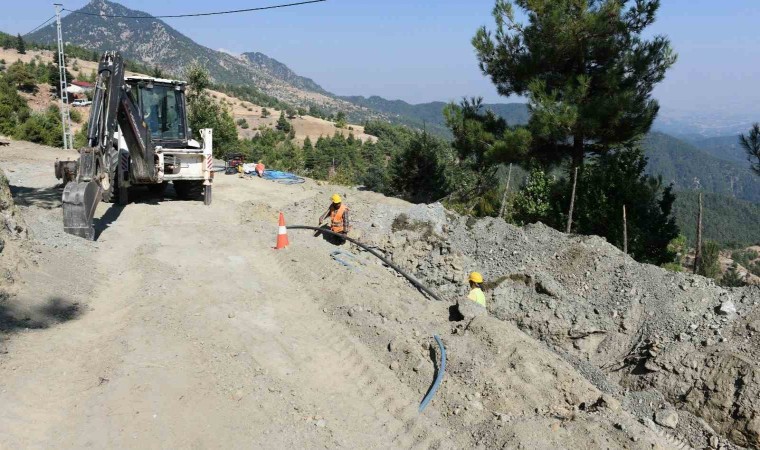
[275,212,289,249]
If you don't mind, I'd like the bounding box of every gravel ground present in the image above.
[1,139,755,449]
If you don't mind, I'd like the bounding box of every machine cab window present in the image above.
[128,78,188,146]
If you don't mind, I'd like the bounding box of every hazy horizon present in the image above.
[2,0,760,116]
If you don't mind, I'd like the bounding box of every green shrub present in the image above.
[661,262,683,273]
[720,263,746,287]
[698,241,721,279]
[69,107,82,124]
[73,122,88,148]
[0,77,30,135]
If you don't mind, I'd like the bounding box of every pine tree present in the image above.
[16,33,25,55]
[720,263,746,287]
[6,61,36,91]
[388,131,454,203]
[335,111,347,129]
[276,111,291,132]
[698,241,721,279]
[739,123,760,176]
[186,63,238,156]
[472,0,676,169]
[302,136,313,152]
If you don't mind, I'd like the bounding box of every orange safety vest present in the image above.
[255,163,265,175]
[330,204,347,233]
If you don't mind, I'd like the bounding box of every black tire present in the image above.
[118,186,128,206]
[147,181,168,197]
[203,185,212,205]
[173,180,204,200]
[102,144,120,203]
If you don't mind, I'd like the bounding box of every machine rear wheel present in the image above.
[203,185,212,205]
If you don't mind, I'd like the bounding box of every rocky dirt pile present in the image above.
[351,202,760,450]
[0,167,28,300]
[267,197,687,449]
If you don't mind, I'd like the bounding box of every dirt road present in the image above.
[0,141,449,449]
[0,140,694,449]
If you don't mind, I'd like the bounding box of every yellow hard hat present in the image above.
[469,272,483,284]
[258,160,263,164]
[331,193,342,203]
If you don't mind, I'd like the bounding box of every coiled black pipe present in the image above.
[287,225,444,302]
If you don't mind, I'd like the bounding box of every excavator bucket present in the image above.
[62,179,103,240]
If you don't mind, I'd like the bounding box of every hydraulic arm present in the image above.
[62,51,157,239]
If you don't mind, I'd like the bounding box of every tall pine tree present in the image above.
[472,0,676,169]
[15,33,25,55]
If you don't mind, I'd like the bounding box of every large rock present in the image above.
[654,409,678,429]
[719,300,737,316]
[457,297,487,322]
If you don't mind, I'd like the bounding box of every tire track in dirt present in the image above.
[269,247,448,449]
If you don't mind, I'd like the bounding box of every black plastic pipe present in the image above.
[419,335,446,413]
[287,225,444,302]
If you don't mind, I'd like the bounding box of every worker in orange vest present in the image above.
[319,194,350,243]
[255,160,265,177]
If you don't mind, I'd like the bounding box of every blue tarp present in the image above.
[245,168,305,184]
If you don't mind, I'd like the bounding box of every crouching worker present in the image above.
[455,271,487,323]
[467,272,486,307]
[318,193,350,245]
[255,160,265,177]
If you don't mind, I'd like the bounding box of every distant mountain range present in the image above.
[27,0,364,116]
[641,132,760,204]
[652,107,758,140]
[25,0,760,214]
[339,96,530,136]
[241,52,326,94]
[689,135,749,164]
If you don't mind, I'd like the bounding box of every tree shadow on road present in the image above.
[9,185,61,210]
[0,293,84,345]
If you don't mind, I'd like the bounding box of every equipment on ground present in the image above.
[225,153,245,175]
[54,159,78,188]
[60,51,214,239]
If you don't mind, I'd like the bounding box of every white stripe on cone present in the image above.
[278,226,287,235]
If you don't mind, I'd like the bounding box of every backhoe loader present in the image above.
[59,51,213,239]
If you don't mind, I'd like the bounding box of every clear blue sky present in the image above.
[2,0,760,114]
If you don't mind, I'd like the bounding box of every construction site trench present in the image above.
[1,139,759,449]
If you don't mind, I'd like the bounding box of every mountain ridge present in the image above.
[27,0,363,115]
[242,52,325,94]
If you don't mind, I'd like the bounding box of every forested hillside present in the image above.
[341,95,530,137]
[641,132,760,204]
[690,134,749,164]
[672,191,760,246]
